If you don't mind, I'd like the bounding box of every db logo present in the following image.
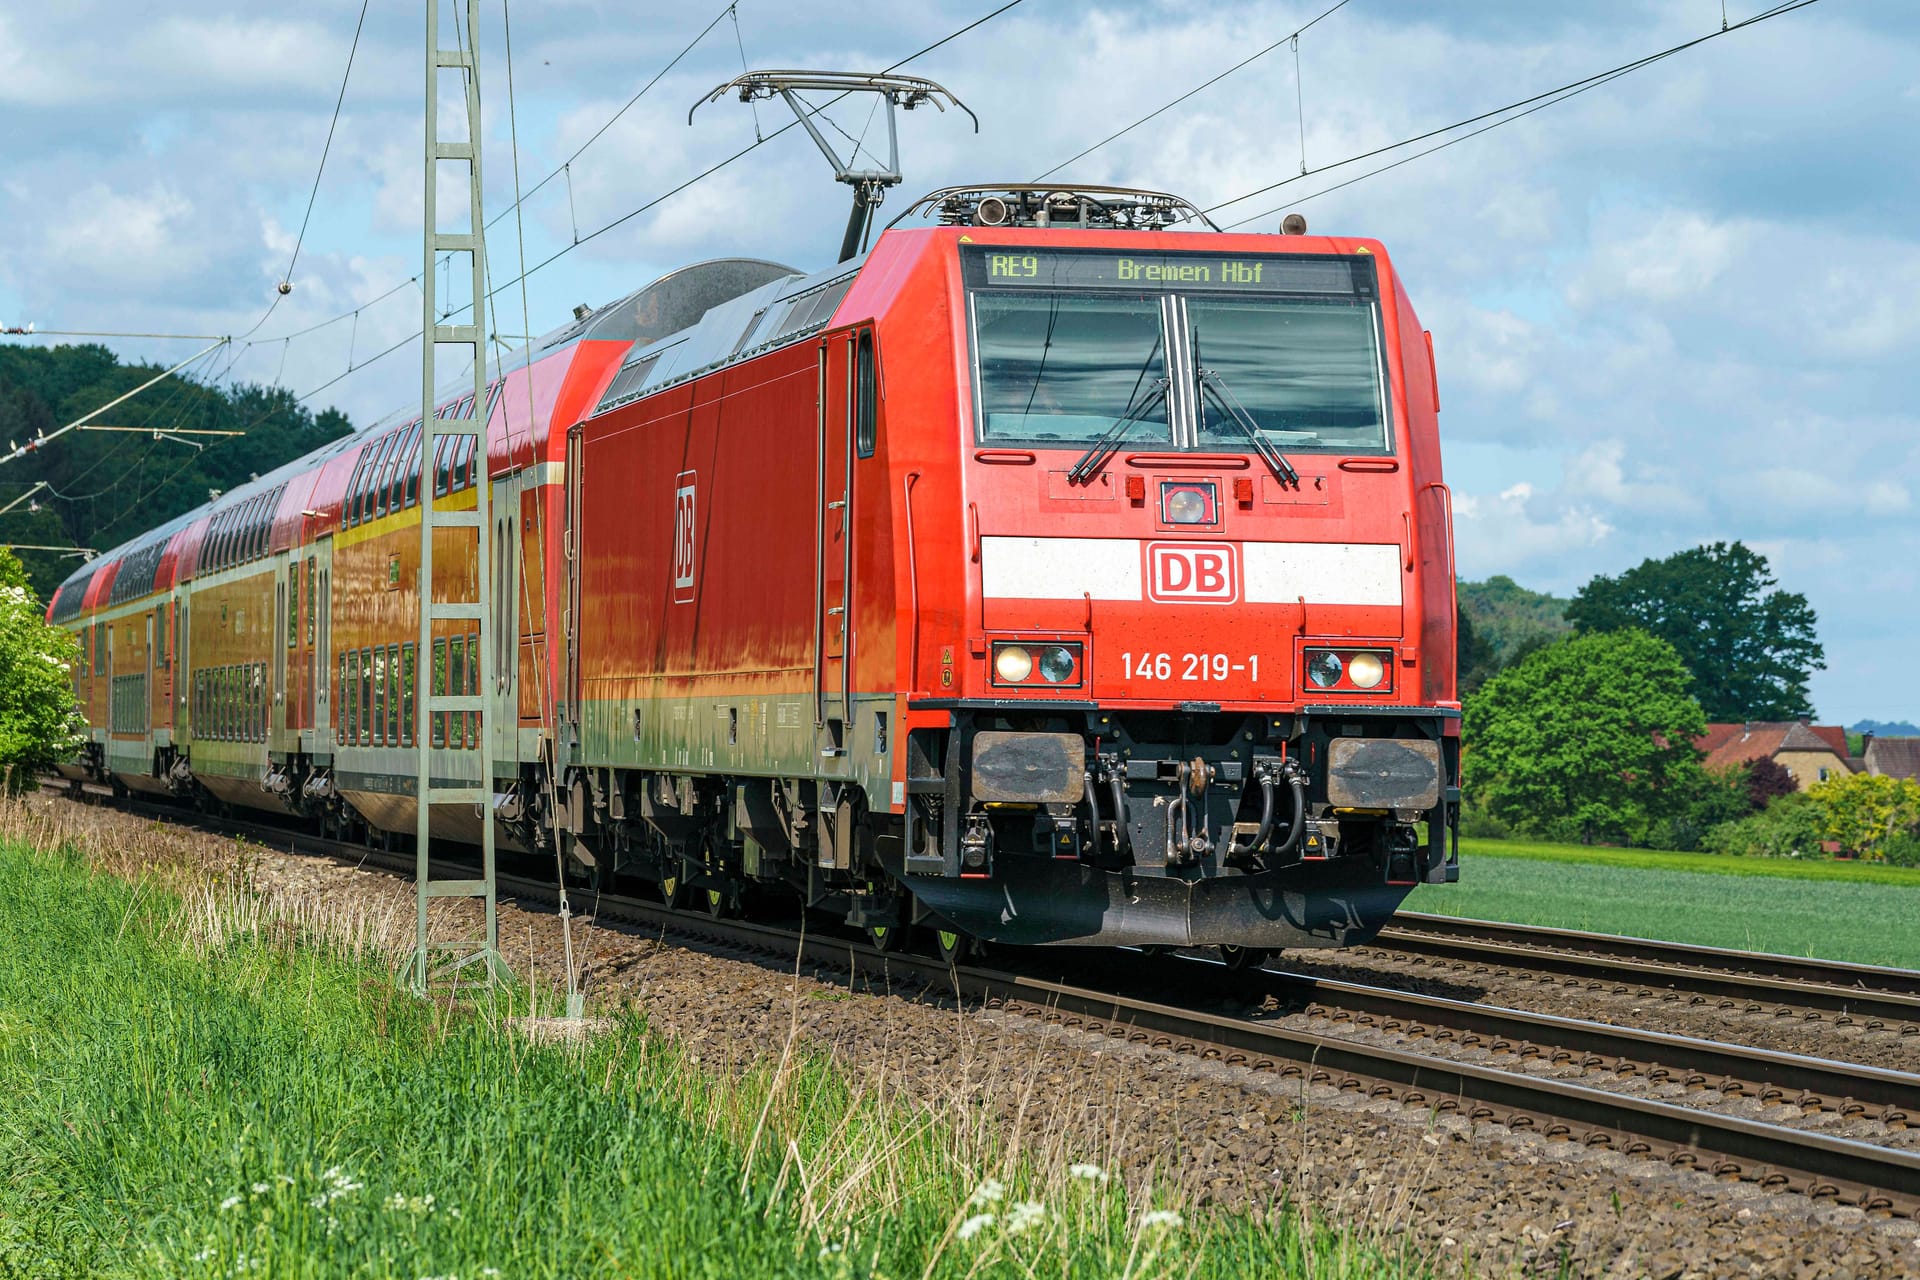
[671,471,697,603]
[1145,541,1238,604]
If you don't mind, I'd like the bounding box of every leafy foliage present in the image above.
[1745,757,1796,810]
[0,344,351,601]
[1700,792,1827,859]
[1806,772,1920,860]
[1455,575,1577,695]
[1566,541,1823,722]
[1702,774,1920,862]
[1645,764,1756,853]
[0,550,83,790]
[1463,629,1706,845]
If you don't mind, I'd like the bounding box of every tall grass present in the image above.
[0,798,1445,1277]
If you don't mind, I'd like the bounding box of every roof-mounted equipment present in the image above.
[692,70,976,263]
[887,184,1221,233]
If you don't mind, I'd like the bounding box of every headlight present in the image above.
[994,644,1033,683]
[1038,645,1077,684]
[1307,650,1343,687]
[1347,652,1385,688]
[1160,481,1218,525]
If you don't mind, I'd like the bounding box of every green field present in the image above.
[1407,838,1920,968]
[0,836,1434,1279]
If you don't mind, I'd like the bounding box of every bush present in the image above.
[1881,831,1920,869]
[1700,793,1826,859]
[1647,765,1755,852]
[1457,803,1512,840]
[1806,772,1920,860]
[0,550,84,791]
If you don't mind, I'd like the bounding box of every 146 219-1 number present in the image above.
[1121,652,1260,683]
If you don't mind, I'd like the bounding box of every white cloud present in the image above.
[1453,480,1613,583]
[40,184,203,288]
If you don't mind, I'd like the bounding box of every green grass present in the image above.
[1455,836,1920,886]
[1408,838,1920,968]
[0,835,1438,1279]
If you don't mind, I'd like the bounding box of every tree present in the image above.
[0,549,83,791]
[1745,757,1796,811]
[1464,629,1707,844]
[1807,773,1920,859]
[1455,606,1501,694]
[1566,542,1823,722]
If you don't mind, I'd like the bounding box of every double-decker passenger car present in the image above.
[52,185,1458,964]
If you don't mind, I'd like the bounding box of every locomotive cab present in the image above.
[887,197,1459,950]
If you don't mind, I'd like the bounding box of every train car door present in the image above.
[310,537,333,752]
[272,551,291,743]
[177,597,192,744]
[562,424,583,737]
[491,480,519,762]
[144,610,156,748]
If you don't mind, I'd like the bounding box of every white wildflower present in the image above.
[276,1175,294,1186]
[481,1270,502,1278]
[966,1178,1005,1208]
[385,1192,437,1216]
[219,1195,242,1212]
[250,1182,269,1195]
[191,1248,213,1262]
[957,1213,996,1241]
[1067,1163,1109,1183]
[1006,1201,1046,1236]
[1138,1208,1183,1230]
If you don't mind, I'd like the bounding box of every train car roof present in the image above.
[54,256,809,609]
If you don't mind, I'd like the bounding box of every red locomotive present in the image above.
[52,182,1458,964]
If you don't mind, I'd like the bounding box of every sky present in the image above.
[1,0,1915,725]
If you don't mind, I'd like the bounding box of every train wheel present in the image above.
[867,921,910,953]
[702,885,734,918]
[933,927,971,967]
[659,872,687,910]
[1218,944,1269,972]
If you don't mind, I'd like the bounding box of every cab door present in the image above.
[815,332,854,757]
[814,326,878,766]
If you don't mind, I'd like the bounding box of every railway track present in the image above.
[58,783,1920,1219]
[1374,912,1920,1028]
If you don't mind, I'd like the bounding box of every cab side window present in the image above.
[855,332,877,459]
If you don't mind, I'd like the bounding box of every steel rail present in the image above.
[1375,913,1920,1026]
[1233,960,1919,1117]
[1389,911,1920,994]
[54,785,1920,1218]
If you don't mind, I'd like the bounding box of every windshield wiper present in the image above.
[1067,331,1168,486]
[1067,381,1168,486]
[1196,364,1299,488]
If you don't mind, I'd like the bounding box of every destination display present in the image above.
[962,246,1373,296]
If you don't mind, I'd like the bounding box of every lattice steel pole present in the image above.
[412,0,504,992]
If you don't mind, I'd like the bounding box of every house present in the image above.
[1864,737,1920,782]
[1694,720,1853,790]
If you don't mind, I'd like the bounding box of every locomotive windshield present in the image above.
[966,247,1389,454]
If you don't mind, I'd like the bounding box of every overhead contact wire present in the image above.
[1033,0,1351,182]
[1204,0,1821,219]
